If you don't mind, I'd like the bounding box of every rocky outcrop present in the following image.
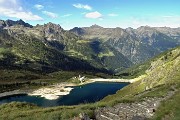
[95,85,177,120]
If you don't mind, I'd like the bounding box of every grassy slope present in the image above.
[117,46,180,78]
[0,46,179,120]
[104,46,180,98]
[152,87,180,120]
[63,38,132,72]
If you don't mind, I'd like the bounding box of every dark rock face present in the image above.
[0,19,32,28]
[70,27,86,36]
[43,22,63,34]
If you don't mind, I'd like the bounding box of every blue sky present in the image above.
[0,0,179,29]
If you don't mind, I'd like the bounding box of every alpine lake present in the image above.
[0,82,129,107]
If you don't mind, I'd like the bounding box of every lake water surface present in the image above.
[0,82,128,107]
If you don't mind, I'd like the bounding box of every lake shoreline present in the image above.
[28,83,75,100]
[0,77,143,100]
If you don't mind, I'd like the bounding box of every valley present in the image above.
[0,19,179,120]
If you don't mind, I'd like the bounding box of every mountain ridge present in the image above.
[0,19,180,74]
[70,24,180,63]
[0,19,133,74]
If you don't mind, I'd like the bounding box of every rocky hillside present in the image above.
[0,19,132,74]
[70,25,180,64]
[0,23,101,74]
[155,27,180,42]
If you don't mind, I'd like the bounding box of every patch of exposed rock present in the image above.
[95,88,177,120]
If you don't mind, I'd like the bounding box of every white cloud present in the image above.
[85,11,102,19]
[0,0,43,21]
[61,14,72,18]
[73,3,92,10]
[108,13,119,17]
[42,11,58,18]
[34,4,44,10]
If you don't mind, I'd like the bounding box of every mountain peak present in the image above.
[126,27,134,30]
[46,22,58,26]
[90,24,103,28]
[137,25,157,33]
[7,19,32,28]
[69,27,85,35]
[138,25,151,29]
[0,19,32,28]
[44,22,62,29]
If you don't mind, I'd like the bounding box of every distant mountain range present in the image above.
[0,19,180,74]
[70,24,180,64]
